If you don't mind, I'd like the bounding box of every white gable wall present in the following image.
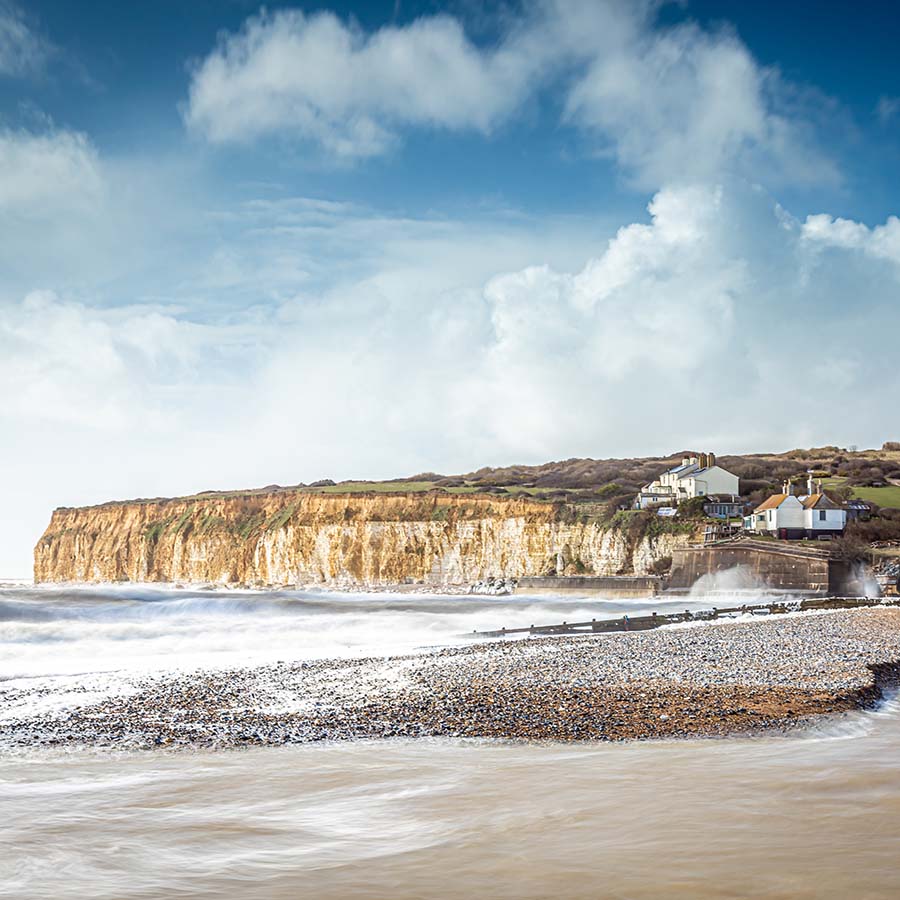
[804,508,846,531]
[771,496,805,530]
[680,466,739,498]
[659,464,699,492]
[638,458,740,509]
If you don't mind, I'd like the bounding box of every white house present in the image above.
[744,476,846,540]
[634,453,740,510]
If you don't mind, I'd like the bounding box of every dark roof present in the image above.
[801,493,841,510]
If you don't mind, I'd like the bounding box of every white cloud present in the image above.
[7,182,894,462]
[803,213,900,265]
[0,1,49,77]
[0,126,211,297]
[184,8,541,158]
[0,127,103,210]
[0,2,882,576]
[0,291,244,430]
[183,1,836,188]
[0,127,122,295]
[564,21,837,188]
[4,180,900,575]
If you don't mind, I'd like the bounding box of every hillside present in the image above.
[37,443,900,587]
[66,444,900,511]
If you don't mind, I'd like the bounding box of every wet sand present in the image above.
[4,607,900,749]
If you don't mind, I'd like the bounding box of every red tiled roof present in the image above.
[754,493,788,512]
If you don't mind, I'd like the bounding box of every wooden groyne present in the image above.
[467,596,898,639]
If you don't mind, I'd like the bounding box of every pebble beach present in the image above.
[4,607,900,750]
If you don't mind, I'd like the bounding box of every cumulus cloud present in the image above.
[183,1,835,187]
[0,125,207,298]
[564,21,837,188]
[7,183,896,465]
[184,8,542,157]
[803,212,900,265]
[0,1,49,76]
[0,2,883,577]
[0,127,103,210]
[4,180,900,574]
[0,291,247,430]
[0,126,119,293]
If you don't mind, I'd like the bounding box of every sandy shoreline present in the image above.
[4,608,900,750]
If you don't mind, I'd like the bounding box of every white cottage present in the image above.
[744,476,846,540]
[635,453,740,510]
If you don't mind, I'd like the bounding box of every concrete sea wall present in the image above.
[516,575,663,597]
[668,540,854,594]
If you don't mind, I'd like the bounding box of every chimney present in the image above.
[682,457,690,467]
[709,452,716,468]
[783,479,791,495]
[807,471,815,496]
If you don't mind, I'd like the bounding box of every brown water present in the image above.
[3,585,900,898]
[4,701,900,900]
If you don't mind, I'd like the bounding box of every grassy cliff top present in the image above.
[58,444,900,511]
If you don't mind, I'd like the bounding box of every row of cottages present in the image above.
[634,453,740,511]
[743,474,847,540]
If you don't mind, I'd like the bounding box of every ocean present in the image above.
[3,584,899,899]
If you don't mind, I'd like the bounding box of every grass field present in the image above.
[821,477,900,508]
[319,481,438,493]
[849,485,900,507]
[315,481,570,497]
[317,481,484,495]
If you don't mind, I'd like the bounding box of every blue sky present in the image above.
[7,0,900,222]
[1,0,900,573]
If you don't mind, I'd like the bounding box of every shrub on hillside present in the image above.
[832,535,872,563]
[848,516,900,544]
[602,493,638,519]
[676,497,708,519]
[848,467,887,486]
[829,485,854,504]
[741,478,776,495]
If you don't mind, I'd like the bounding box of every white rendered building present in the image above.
[743,475,846,540]
[634,453,740,510]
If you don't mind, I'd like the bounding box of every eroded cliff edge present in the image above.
[34,491,693,587]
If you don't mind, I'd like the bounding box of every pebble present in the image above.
[3,608,900,751]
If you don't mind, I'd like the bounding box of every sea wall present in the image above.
[34,491,693,588]
[668,540,847,594]
[516,575,663,597]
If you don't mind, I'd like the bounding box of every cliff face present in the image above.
[34,491,691,587]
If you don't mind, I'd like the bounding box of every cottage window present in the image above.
[819,510,826,522]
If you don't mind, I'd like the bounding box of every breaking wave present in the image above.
[0,584,731,682]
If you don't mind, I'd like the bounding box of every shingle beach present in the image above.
[4,608,900,750]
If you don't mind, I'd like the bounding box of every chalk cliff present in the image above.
[34,491,692,587]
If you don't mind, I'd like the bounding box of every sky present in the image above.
[1,0,900,575]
